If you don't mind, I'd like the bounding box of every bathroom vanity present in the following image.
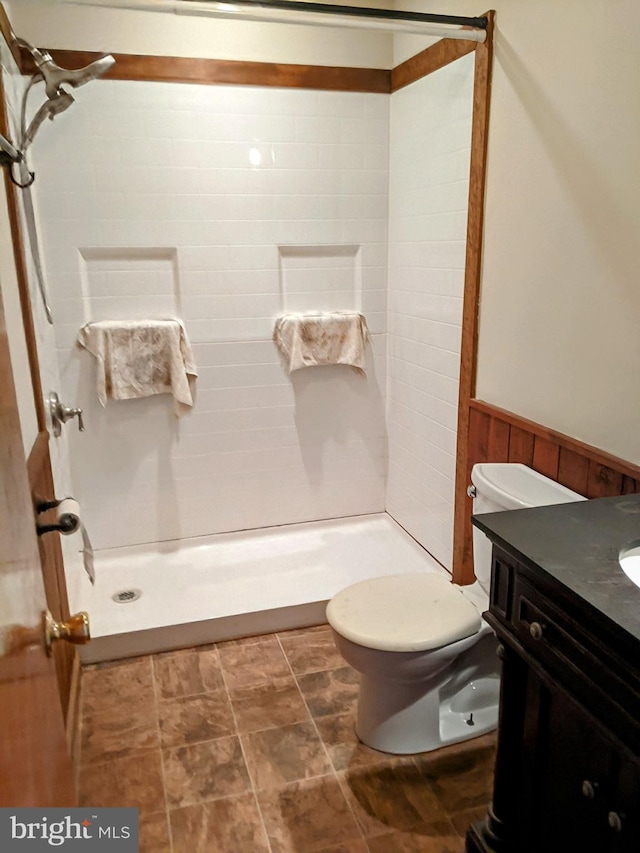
[465,493,640,853]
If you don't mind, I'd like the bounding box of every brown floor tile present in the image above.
[217,631,278,648]
[339,762,449,838]
[242,721,333,790]
[84,655,151,673]
[81,698,160,763]
[163,735,251,808]
[170,792,269,852]
[414,733,496,763]
[279,629,345,675]
[79,749,165,813]
[139,811,171,853]
[257,774,362,853]
[297,666,360,718]
[276,623,331,639]
[158,691,236,747]
[316,711,406,773]
[153,645,224,699]
[82,657,154,712]
[366,820,464,853]
[449,806,487,838]
[229,675,310,733]
[218,636,291,689]
[78,636,496,853]
[413,742,496,815]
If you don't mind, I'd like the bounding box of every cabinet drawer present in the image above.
[511,575,640,753]
[513,577,598,683]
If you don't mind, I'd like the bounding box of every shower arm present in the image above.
[14,38,50,70]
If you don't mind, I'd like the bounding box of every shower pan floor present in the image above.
[74,512,447,663]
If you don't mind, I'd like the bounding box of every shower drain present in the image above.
[112,588,142,604]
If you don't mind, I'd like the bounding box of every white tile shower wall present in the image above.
[30,82,389,549]
[387,54,474,570]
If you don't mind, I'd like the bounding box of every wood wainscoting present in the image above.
[453,399,640,585]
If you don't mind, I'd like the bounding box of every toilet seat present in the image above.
[327,573,482,653]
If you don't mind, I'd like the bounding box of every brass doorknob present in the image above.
[44,610,90,655]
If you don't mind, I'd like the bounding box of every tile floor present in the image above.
[78,625,496,852]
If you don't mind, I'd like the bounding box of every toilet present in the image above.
[326,463,586,754]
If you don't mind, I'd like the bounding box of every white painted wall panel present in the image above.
[387,54,473,570]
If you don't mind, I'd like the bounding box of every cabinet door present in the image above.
[608,757,640,853]
[528,680,613,853]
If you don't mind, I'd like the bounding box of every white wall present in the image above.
[30,80,389,549]
[393,0,640,463]
[387,54,473,569]
[476,0,640,463]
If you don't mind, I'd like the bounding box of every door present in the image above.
[533,683,612,853]
[0,277,76,806]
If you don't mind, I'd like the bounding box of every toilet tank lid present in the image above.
[326,573,481,653]
[471,463,586,510]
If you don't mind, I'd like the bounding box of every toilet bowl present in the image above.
[327,463,586,754]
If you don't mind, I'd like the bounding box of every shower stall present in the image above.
[0,2,485,661]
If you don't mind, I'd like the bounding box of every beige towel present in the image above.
[78,320,198,417]
[273,312,369,374]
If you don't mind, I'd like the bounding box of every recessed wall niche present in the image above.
[78,247,180,322]
[278,244,362,314]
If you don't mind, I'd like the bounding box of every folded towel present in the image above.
[77,319,198,417]
[273,311,369,374]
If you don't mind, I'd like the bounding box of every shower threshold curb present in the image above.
[80,599,328,663]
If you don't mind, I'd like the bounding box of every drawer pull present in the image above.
[608,811,623,833]
[581,780,598,799]
[529,621,544,640]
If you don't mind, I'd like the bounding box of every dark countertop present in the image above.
[473,492,640,646]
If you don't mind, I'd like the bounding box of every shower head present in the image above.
[11,37,116,151]
[15,39,115,100]
[22,91,75,151]
[37,52,116,100]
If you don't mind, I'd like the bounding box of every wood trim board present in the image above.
[20,49,392,93]
[391,38,476,92]
[452,10,495,584]
[0,2,20,67]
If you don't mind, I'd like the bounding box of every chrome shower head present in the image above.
[12,37,116,151]
[22,91,75,151]
[36,52,116,100]
[15,39,115,100]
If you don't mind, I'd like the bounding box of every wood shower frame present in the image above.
[0,5,495,624]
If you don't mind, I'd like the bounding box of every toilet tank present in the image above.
[471,463,586,590]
